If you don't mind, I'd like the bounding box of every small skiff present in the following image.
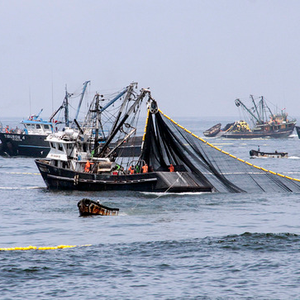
[249,149,288,158]
[203,123,221,137]
[77,198,119,216]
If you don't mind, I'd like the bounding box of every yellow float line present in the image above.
[0,244,92,251]
[159,109,300,183]
[142,108,150,143]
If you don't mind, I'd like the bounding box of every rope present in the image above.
[154,176,180,199]
[129,175,180,213]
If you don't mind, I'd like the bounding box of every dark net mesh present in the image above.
[140,110,300,193]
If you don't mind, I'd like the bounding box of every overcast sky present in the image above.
[0,0,299,120]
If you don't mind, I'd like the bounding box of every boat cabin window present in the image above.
[58,143,63,151]
[36,124,41,129]
[62,161,68,168]
[44,125,50,130]
[50,142,56,149]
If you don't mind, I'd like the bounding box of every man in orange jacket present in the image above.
[142,164,148,173]
[128,165,135,175]
[84,160,91,172]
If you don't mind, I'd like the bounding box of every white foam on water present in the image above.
[0,186,42,190]
[140,191,207,197]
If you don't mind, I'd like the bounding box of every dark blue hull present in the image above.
[0,133,49,157]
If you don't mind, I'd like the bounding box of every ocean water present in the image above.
[1,117,300,299]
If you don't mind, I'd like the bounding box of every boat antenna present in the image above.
[51,71,54,113]
[29,86,32,116]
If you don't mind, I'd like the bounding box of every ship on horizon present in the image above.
[203,95,296,139]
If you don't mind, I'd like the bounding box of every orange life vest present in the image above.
[84,160,91,172]
[142,164,148,173]
[128,166,134,175]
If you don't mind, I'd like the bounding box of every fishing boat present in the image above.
[249,149,288,158]
[77,198,119,216]
[205,95,296,139]
[0,110,55,157]
[35,83,213,193]
[0,81,90,157]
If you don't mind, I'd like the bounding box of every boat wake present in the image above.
[0,186,42,190]
[140,191,208,197]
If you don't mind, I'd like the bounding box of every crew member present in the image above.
[84,160,91,172]
[128,165,135,175]
[142,163,148,173]
[135,165,140,173]
[169,163,174,172]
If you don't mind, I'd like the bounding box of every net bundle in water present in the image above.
[140,109,300,193]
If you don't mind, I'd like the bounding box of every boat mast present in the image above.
[94,93,100,156]
[250,95,263,124]
[260,96,274,121]
[50,82,89,125]
[107,82,137,134]
[98,88,150,157]
[63,86,73,127]
[75,80,90,121]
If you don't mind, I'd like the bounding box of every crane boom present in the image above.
[235,98,260,124]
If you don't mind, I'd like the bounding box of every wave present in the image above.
[78,232,300,254]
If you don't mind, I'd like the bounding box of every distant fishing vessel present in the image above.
[0,81,90,157]
[0,110,55,157]
[204,95,296,139]
[249,149,288,158]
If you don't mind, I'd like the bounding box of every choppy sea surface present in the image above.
[1,117,300,299]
